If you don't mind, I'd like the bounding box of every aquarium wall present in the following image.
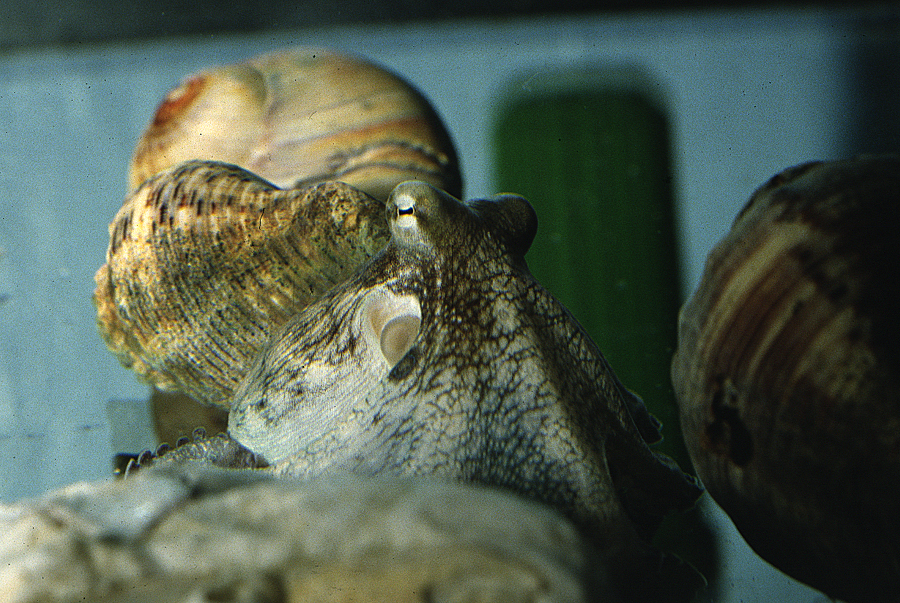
[1,5,897,602]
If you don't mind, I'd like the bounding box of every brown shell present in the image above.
[128,48,461,200]
[95,161,389,407]
[672,154,900,603]
[96,48,462,409]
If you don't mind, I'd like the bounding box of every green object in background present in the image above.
[493,80,689,472]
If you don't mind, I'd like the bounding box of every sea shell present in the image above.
[95,48,461,408]
[672,155,900,603]
[128,48,461,199]
[95,162,389,407]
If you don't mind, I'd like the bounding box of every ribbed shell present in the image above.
[95,161,389,408]
[128,48,461,199]
[672,155,900,603]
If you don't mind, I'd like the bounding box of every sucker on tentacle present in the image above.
[117,427,267,478]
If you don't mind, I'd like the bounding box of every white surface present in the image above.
[1,7,891,601]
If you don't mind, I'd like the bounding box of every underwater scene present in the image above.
[0,6,897,602]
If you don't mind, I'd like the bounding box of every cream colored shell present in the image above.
[129,48,461,199]
[95,48,461,409]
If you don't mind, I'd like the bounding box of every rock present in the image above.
[0,466,613,603]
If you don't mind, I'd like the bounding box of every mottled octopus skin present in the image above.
[150,181,702,600]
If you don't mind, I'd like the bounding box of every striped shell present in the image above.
[672,155,900,603]
[95,48,461,409]
[128,48,461,198]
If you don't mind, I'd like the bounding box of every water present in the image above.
[1,8,893,601]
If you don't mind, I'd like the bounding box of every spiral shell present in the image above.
[95,48,461,408]
[129,48,461,199]
[672,155,900,602]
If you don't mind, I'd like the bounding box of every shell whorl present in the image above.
[128,48,461,199]
[96,161,389,407]
[95,48,461,408]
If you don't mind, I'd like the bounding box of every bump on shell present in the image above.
[672,154,900,603]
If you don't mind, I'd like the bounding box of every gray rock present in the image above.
[0,466,614,603]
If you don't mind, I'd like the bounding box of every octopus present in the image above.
[134,179,702,601]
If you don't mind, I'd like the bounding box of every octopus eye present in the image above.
[393,193,418,228]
